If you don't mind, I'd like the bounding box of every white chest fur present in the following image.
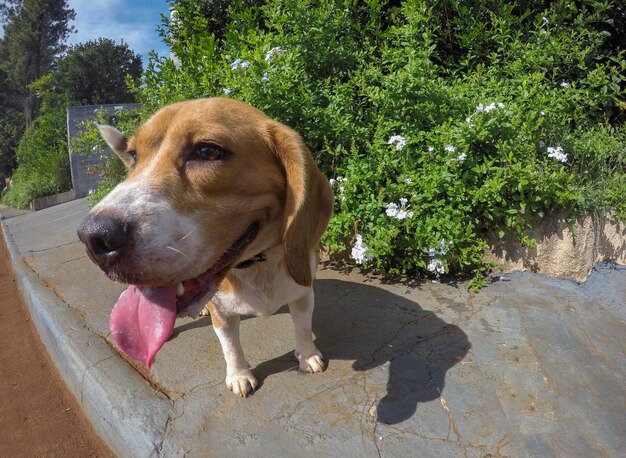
[213,247,317,317]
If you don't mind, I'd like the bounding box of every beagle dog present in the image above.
[77,98,333,397]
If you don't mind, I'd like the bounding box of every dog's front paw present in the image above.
[296,350,326,374]
[226,371,258,397]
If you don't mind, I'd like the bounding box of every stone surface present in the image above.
[1,199,625,457]
[0,203,30,220]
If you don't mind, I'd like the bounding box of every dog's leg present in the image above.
[210,306,257,397]
[288,289,325,373]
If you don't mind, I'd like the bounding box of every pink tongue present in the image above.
[109,285,177,367]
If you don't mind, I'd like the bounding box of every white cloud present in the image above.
[66,0,170,65]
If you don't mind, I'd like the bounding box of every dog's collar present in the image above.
[235,252,267,269]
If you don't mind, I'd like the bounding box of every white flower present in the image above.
[428,146,434,152]
[456,152,467,162]
[403,178,413,184]
[223,88,231,95]
[426,239,451,276]
[396,208,414,219]
[484,102,497,113]
[388,135,406,151]
[468,101,504,128]
[386,202,399,218]
[437,238,450,255]
[475,102,504,114]
[547,146,568,163]
[540,111,545,116]
[427,258,447,275]
[230,58,251,70]
[351,234,373,264]
[330,176,346,188]
[385,199,413,220]
[445,145,456,152]
[542,16,549,26]
[560,81,570,88]
[428,239,451,258]
[88,189,95,196]
[330,178,347,200]
[261,72,269,82]
[265,47,284,62]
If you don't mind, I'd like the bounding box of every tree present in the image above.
[1,38,143,207]
[0,0,75,120]
[0,0,74,177]
[53,38,142,105]
[0,68,21,177]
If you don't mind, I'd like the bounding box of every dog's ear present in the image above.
[266,122,333,287]
[97,125,132,168]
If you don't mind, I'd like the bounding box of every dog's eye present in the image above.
[127,150,137,167]
[191,143,229,162]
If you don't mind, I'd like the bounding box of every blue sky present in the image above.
[66,0,170,66]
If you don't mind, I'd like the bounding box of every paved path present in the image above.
[0,203,29,220]
[1,199,625,457]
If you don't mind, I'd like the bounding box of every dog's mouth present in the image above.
[109,222,260,367]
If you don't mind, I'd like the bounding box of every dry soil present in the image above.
[0,234,113,457]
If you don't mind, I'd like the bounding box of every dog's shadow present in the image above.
[173,278,470,424]
[256,278,470,424]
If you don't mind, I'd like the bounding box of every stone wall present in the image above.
[487,211,626,282]
[29,190,76,211]
[67,103,140,198]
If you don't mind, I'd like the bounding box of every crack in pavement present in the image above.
[154,402,185,457]
[436,386,461,442]
[61,255,86,264]
[80,356,114,406]
[26,240,81,253]
[358,315,431,371]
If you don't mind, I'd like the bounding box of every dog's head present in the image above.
[76,99,333,365]
[79,98,332,286]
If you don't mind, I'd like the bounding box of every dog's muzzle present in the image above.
[77,212,134,270]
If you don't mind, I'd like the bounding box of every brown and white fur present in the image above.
[79,98,333,397]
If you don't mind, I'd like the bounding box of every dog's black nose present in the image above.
[77,213,132,268]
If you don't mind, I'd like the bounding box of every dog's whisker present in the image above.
[166,245,192,262]
[181,225,199,241]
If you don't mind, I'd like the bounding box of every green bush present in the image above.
[2,104,71,208]
[88,0,625,288]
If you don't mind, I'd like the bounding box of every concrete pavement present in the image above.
[1,198,625,457]
[0,203,29,220]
